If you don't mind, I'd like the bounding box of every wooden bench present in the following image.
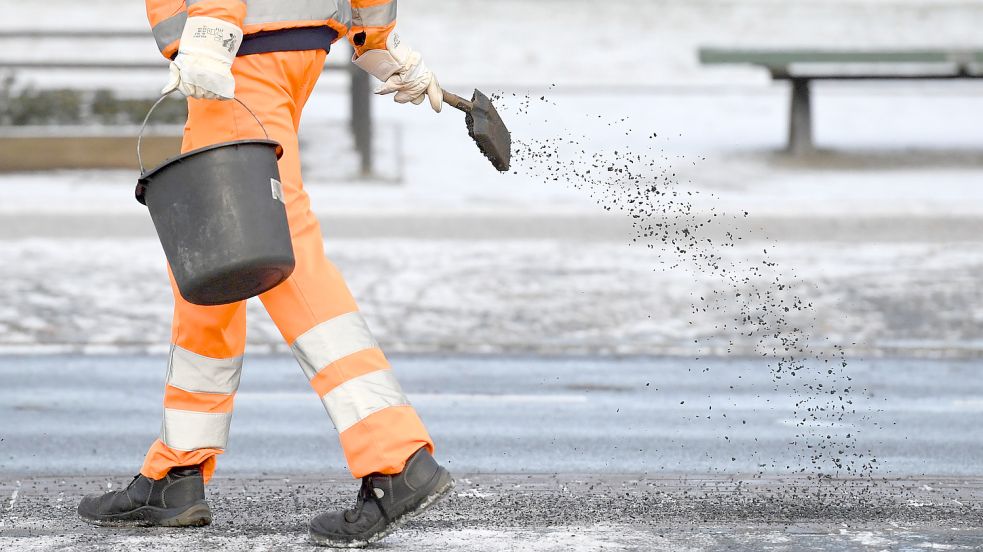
[698,49,983,154]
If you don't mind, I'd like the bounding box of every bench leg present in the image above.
[787,78,813,155]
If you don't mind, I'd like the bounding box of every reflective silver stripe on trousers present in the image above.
[352,1,396,27]
[152,11,188,52]
[291,312,379,380]
[167,345,243,395]
[320,369,409,432]
[161,409,232,451]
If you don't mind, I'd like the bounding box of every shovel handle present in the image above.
[442,90,473,113]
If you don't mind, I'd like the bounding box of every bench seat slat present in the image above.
[699,48,983,66]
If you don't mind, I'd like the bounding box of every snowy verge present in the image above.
[2,238,981,358]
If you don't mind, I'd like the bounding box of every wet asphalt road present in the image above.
[1,355,982,477]
[1,354,981,550]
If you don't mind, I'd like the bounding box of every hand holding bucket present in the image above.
[135,93,295,306]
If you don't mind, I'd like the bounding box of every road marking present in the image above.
[951,398,983,411]
[456,488,495,498]
[778,419,854,429]
[1,481,21,529]
[841,529,895,547]
[412,393,590,404]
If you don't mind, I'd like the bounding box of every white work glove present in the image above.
[353,33,442,113]
[162,16,242,100]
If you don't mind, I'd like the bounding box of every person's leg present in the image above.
[241,49,433,479]
[138,95,261,483]
[140,285,247,483]
[139,49,324,482]
[78,63,270,526]
[80,297,237,527]
[243,49,451,549]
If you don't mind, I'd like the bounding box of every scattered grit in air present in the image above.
[495,89,889,503]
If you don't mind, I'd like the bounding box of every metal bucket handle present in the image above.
[137,91,271,174]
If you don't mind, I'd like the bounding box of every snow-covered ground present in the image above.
[1,237,982,357]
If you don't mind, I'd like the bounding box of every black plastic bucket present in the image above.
[135,95,295,306]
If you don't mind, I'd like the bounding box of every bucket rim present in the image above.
[136,139,284,205]
[138,138,284,183]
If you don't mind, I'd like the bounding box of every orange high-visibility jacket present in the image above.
[146,0,397,59]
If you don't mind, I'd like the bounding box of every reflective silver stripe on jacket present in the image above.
[320,369,409,432]
[291,312,379,379]
[152,11,188,51]
[244,0,350,26]
[352,1,396,27]
[152,0,351,54]
[161,409,232,451]
[167,345,243,395]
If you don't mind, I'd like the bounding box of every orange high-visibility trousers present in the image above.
[141,49,433,483]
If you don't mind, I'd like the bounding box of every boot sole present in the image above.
[309,469,455,548]
[79,501,212,528]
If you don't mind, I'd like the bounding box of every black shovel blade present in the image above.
[465,90,512,172]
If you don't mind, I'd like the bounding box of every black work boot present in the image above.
[77,466,211,527]
[309,448,454,548]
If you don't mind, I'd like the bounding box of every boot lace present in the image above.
[119,474,141,494]
[344,478,375,523]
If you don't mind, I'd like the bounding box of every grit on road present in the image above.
[0,355,981,550]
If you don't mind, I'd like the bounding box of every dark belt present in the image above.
[237,26,339,57]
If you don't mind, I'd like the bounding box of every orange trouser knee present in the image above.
[141,50,432,484]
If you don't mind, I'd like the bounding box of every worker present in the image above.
[76,0,453,547]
